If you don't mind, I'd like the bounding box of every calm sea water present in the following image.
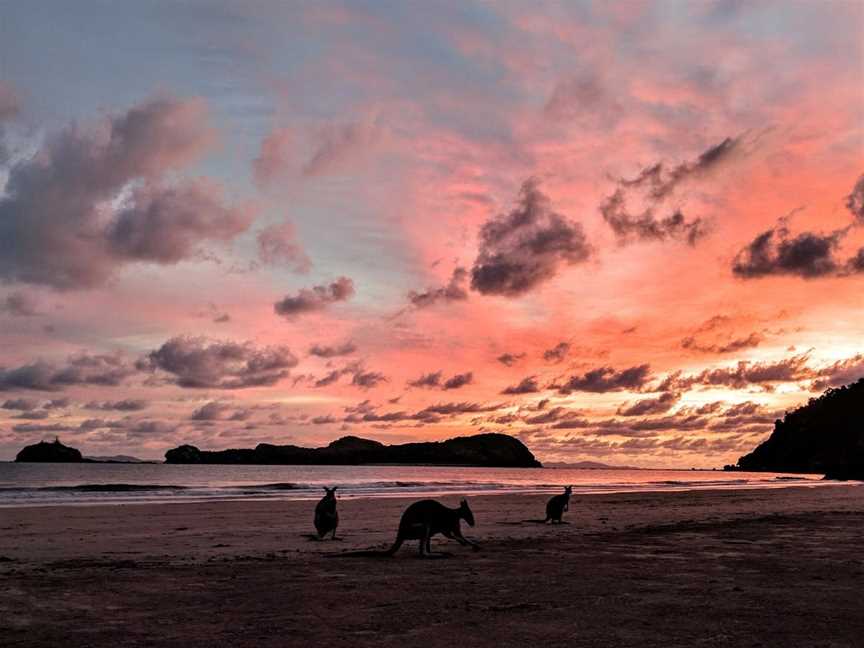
[0,462,837,508]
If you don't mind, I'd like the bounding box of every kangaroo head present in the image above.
[459,498,475,527]
[564,485,572,496]
[323,486,338,498]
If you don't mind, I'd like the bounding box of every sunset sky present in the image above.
[0,1,862,466]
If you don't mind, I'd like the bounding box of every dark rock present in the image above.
[734,377,864,477]
[15,438,83,463]
[165,432,542,467]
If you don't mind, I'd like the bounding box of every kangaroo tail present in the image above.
[329,535,402,558]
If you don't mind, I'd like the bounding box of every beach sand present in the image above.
[1,485,863,647]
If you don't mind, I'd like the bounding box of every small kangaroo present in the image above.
[385,498,479,557]
[545,486,572,524]
[314,486,339,539]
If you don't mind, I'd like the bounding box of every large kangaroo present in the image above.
[545,485,572,524]
[314,486,339,539]
[385,498,479,557]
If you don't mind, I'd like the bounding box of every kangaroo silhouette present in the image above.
[314,486,339,539]
[383,498,479,556]
[545,486,572,524]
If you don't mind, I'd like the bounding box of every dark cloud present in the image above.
[524,406,582,425]
[811,354,864,391]
[661,353,812,391]
[351,369,387,390]
[542,341,570,363]
[308,340,357,358]
[310,361,386,390]
[2,398,40,411]
[408,371,442,388]
[274,277,355,319]
[0,352,136,392]
[497,352,525,367]
[732,224,847,279]
[556,364,651,394]
[141,336,298,389]
[257,221,311,273]
[600,137,742,245]
[0,291,40,317]
[107,179,253,264]
[84,399,149,412]
[408,371,473,391]
[442,372,473,390]
[501,376,541,395]
[846,173,864,223]
[470,179,591,297]
[408,267,468,308]
[314,370,342,388]
[43,398,71,410]
[190,401,234,421]
[734,176,864,280]
[311,415,337,425]
[0,97,257,289]
[681,332,763,354]
[0,81,20,164]
[616,391,680,416]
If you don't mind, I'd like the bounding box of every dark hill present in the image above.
[15,439,84,463]
[734,378,864,479]
[164,433,541,467]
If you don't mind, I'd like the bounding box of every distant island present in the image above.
[544,460,640,470]
[165,433,542,467]
[728,378,864,480]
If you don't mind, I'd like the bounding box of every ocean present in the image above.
[0,462,837,508]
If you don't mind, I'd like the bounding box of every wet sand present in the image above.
[1,485,863,647]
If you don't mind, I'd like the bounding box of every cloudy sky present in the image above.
[0,1,862,466]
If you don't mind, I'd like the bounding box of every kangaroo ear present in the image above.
[323,487,329,492]
[332,486,338,491]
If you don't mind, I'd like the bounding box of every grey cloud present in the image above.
[0,97,253,290]
[257,221,312,273]
[470,179,591,297]
[556,364,652,394]
[600,137,743,246]
[141,336,298,389]
[408,267,468,308]
[616,391,680,417]
[542,342,570,364]
[0,352,136,392]
[308,341,357,358]
[497,352,525,367]
[0,291,40,317]
[107,179,254,264]
[84,399,149,412]
[274,277,355,319]
[501,376,541,395]
[847,173,864,223]
[2,398,40,411]
[681,332,763,354]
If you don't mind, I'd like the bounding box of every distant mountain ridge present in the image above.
[732,378,864,479]
[165,433,542,467]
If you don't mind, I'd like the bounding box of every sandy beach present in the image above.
[2,485,863,647]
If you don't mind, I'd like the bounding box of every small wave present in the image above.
[246,483,300,491]
[0,483,189,493]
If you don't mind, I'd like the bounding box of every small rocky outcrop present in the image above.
[15,439,84,463]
